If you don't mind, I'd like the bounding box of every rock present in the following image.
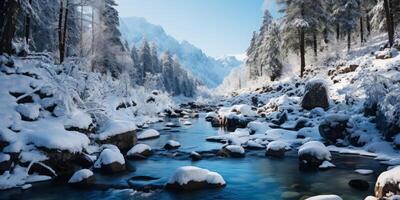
[68,169,95,188]
[266,141,290,158]
[211,117,221,127]
[221,115,253,132]
[374,166,400,199]
[126,144,152,160]
[164,140,181,150]
[0,154,12,174]
[217,145,245,158]
[97,130,137,153]
[348,179,369,191]
[128,176,164,192]
[137,129,160,140]
[272,110,288,125]
[318,114,349,144]
[28,162,57,177]
[301,80,329,110]
[298,141,331,170]
[165,122,180,128]
[375,48,392,59]
[190,151,202,161]
[166,166,226,191]
[94,147,126,174]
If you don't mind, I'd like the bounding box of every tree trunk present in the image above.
[80,0,83,57]
[383,0,394,47]
[62,0,69,60]
[336,23,340,42]
[360,17,364,44]
[313,32,317,58]
[0,0,20,55]
[347,31,351,52]
[58,0,64,63]
[300,28,306,78]
[24,0,33,44]
[366,12,371,35]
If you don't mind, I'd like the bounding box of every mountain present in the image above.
[119,17,242,88]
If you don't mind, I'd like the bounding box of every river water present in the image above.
[1,114,386,200]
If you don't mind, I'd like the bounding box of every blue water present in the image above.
[0,114,386,200]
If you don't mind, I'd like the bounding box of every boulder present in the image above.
[266,141,290,158]
[0,153,11,174]
[68,169,95,188]
[166,166,226,191]
[217,145,245,158]
[137,129,160,140]
[211,117,221,127]
[348,179,369,191]
[97,130,137,153]
[126,144,152,160]
[298,141,331,170]
[374,166,400,199]
[318,114,349,144]
[94,147,126,174]
[164,140,181,150]
[301,80,329,110]
[190,151,202,161]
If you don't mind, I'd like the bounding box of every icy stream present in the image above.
[1,114,387,200]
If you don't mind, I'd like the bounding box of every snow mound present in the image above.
[319,161,336,169]
[305,195,342,200]
[168,166,225,185]
[68,169,93,183]
[298,141,331,161]
[94,147,125,168]
[16,103,40,120]
[137,129,160,140]
[127,144,151,155]
[231,104,256,117]
[63,110,92,130]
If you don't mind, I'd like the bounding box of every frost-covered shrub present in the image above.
[361,75,391,116]
[380,89,400,127]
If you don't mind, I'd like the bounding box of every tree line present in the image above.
[247,0,400,81]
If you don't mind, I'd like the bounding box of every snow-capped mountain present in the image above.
[119,17,242,88]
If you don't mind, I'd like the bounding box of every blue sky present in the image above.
[116,0,281,58]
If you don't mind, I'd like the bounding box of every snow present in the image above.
[127,144,151,156]
[355,169,374,175]
[230,104,256,117]
[137,129,160,140]
[68,169,94,183]
[305,195,342,200]
[168,166,225,185]
[63,110,92,130]
[0,153,10,163]
[225,145,245,154]
[16,103,40,120]
[376,166,400,189]
[205,112,218,119]
[96,119,137,141]
[21,184,32,190]
[183,121,192,126]
[94,147,125,168]
[267,141,291,151]
[319,161,336,169]
[298,141,331,161]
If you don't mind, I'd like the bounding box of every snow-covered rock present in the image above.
[95,119,137,152]
[94,146,126,174]
[166,166,226,191]
[230,104,256,117]
[126,144,152,160]
[218,145,245,158]
[190,151,202,161]
[266,141,290,157]
[375,166,400,199]
[137,129,160,140]
[183,121,192,126]
[319,114,349,144]
[68,169,95,187]
[205,112,218,121]
[319,160,336,169]
[301,79,329,110]
[355,169,374,175]
[298,141,331,170]
[16,103,40,121]
[164,140,181,150]
[305,195,342,200]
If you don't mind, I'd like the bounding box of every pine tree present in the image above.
[0,0,22,54]
[140,40,153,76]
[262,22,283,81]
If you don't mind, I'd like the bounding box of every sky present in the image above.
[115,0,281,58]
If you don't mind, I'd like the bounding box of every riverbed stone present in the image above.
[301,81,329,110]
[348,179,369,191]
[97,130,137,153]
[319,114,349,144]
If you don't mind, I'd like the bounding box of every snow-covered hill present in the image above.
[119,17,242,88]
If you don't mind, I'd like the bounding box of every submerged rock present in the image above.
[301,80,329,110]
[348,179,369,191]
